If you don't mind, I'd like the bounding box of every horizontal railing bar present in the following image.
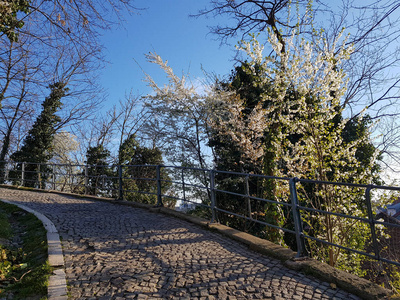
[181,182,208,190]
[214,189,246,198]
[163,165,210,173]
[247,195,292,207]
[303,233,376,259]
[122,176,156,182]
[214,169,291,180]
[123,189,157,196]
[298,178,400,191]
[297,205,370,222]
[379,257,400,267]
[214,188,291,207]
[214,206,295,234]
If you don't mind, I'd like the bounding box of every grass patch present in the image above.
[0,201,52,299]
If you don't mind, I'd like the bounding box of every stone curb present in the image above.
[0,199,68,300]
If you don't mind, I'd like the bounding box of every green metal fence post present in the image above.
[289,178,308,258]
[365,186,380,260]
[118,165,124,201]
[209,169,217,223]
[52,164,56,190]
[156,165,163,207]
[245,175,252,219]
[21,162,25,187]
[85,165,89,195]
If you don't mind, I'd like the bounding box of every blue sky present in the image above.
[99,0,236,105]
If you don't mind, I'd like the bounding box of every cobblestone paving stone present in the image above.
[0,188,362,300]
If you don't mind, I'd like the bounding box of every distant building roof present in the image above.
[387,201,400,209]
[382,198,400,220]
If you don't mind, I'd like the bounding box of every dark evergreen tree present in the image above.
[342,115,382,185]
[118,134,139,165]
[85,144,113,196]
[9,82,67,187]
[118,134,173,206]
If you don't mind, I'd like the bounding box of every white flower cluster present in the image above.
[0,1,12,16]
[207,90,266,167]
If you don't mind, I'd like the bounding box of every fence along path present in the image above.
[0,188,363,300]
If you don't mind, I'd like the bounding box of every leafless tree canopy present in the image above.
[0,1,138,162]
[3,0,136,42]
[73,92,152,164]
[194,0,320,48]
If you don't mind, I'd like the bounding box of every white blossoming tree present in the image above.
[144,52,212,170]
[143,53,217,207]
[220,26,381,273]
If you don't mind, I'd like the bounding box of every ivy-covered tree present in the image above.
[342,116,382,185]
[9,82,67,187]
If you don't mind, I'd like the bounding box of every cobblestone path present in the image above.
[0,188,362,300]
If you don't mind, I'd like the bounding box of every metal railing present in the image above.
[1,160,400,272]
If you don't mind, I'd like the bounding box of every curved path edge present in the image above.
[0,199,68,300]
